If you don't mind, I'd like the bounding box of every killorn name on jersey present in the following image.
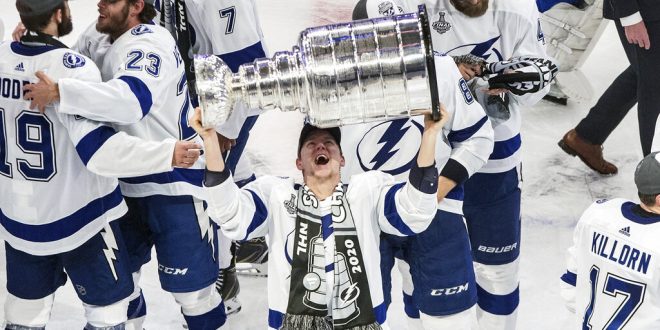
[591,231,652,275]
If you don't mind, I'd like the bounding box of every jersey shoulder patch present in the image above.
[62,52,86,68]
[131,24,154,36]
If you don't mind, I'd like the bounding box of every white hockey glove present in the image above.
[485,56,558,96]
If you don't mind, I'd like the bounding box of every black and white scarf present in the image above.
[281,184,381,330]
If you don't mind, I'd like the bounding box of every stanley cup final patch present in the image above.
[433,12,451,34]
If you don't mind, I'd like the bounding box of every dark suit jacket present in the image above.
[604,0,660,23]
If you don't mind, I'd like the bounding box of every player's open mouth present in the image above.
[315,154,329,165]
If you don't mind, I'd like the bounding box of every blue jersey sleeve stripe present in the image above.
[448,116,488,144]
[225,115,258,174]
[118,75,153,117]
[75,126,117,165]
[217,41,267,73]
[489,134,521,160]
[560,271,577,286]
[384,183,416,236]
[0,186,123,242]
[120,168,204,186]
[243,189,268,241]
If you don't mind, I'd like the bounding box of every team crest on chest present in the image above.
[432,12,451,34]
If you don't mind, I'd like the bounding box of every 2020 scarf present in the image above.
[281,183,381,330]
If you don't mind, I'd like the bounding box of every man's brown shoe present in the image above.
[558,129,618,175]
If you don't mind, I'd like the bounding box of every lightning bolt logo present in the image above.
[101,226,120,282]
[370,119,410,170]
[194,198,216,260]
[339,282,361,307]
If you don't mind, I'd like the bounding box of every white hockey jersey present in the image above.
[206,171,438,329]
[183,0,267,182]
[341,55,494,215]
[0,41,175,256]
[60,24,206,199]
[364,0,550,173]
[561,198,660,329]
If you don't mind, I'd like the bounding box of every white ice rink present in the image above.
[0,0,641,329]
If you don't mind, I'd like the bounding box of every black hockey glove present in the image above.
[485,56,558,96]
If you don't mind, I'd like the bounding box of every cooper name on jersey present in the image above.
[591,231,652,275]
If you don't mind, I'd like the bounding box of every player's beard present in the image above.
[57,7,73,37]
[96,1,131,40]
[450,0,489,17]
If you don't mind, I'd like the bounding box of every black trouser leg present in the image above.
[575,20,638,145]
[635,20,660,155]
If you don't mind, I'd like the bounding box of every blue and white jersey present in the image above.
[157,0,268,182]
[341,55,494,215]
[205,170,438,329]
[560,198,660,329]
[368,0,550,173]
[61,23,206,199]
[183,0,267,182]
[0,42,175,256]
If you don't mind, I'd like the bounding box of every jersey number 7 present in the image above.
[219,6,236,35]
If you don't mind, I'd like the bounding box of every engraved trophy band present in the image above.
[195,4,440,128]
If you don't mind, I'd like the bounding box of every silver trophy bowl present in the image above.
[195,5,440,128]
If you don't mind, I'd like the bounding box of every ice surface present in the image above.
[0,0,639,329]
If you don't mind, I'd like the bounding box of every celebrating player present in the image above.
[560,151,660,328]
[193,105,447,329]
[23,0,226,329]
[350,2,494,329]
[1,0,201,328]
[353,0,556,329]
[156,0,270,314]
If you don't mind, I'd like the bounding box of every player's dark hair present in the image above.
[128,0,157,23]
[16,2,66,32]
[639,192,659,207]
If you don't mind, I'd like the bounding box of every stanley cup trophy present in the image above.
[195,5,441,128]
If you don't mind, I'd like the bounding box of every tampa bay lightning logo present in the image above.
[357,119,423,175]
[131,25,153,36]
[445,35,504,62]
[62,53,86,68]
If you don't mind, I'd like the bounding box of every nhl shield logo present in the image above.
[432,12,451,34]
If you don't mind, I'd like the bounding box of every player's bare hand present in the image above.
[12,22,26,41]
[424,104,449,133]
[624,21,651,50]
[172,140,202,168]
[190,108,216,139]
[457,62,482,80]
[24,71,59,113]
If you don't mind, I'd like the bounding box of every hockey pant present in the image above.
[4,221,133,329]
[120,195,226,329]
[380,209,477,329]
[464,168,521,330]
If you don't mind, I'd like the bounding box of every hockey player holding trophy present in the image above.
[191,6,470,329]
